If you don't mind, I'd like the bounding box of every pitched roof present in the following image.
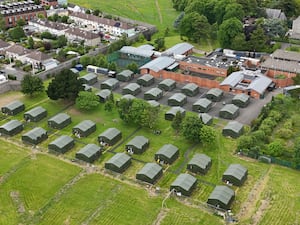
[2,100,24,110]
[247,75,272,94]
[26,51,51,62]
[169,93,186,102]
[23,127,47,140]
[0,119,22,131]
[140,56,176,72]
[102,78,119,86]
[261,57,300,73]
[106,152,131,168]
[188,153,211,169]
[96,89,111,98]
[199,113,213,124]
[66,27,100,40]
[206,88,223,97]
[208,185,235,205]
[127,136,149,149]
[123,83,141,92]
[171,173,197,191]
[223,121,244,133]
[49,135,73,149]
[145,87,163,96]
[265,8,286,20]
[74,120,95,132]
[220,104,239,114]
[147,100,160,107]
[118,69,134,77]
[121,94,136,100]
[77,144,101,158]
[137,163,162,179]
[223,164,247,181]
[182,83,198,91]
[159,78,176,87]
[0,39,10,48]
[163,42,194,56]
[119,46,154,58]
[166,106,185,115]
[138,74,154,82]
[232,93,250,103]
[99,127,121,140]
[6,44,31,56]
[193,98,212,108]
[48,113,70,124]
[156,144,179,158]
[220,72,244,87]
[271,49,300,62]
[25,106,46,117]
[81,73,97,81]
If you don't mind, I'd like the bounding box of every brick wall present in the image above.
[179,61,228,77]
[265,70,295,87]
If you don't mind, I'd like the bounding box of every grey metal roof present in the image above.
[265,8,286,20]
[206,88,223,97]
[83,84,92,91]
[99,128,121,140]
[182,83,198,91]
[145,87,163,97]
[247,75,272,94]
[199,113,213,124]
[223,121,244,133]
[163,42,194,56]
[81,72,97,81]
[169,93,186,102]
[23,127,47,140]
[127,136,149,149]
[77,144,101,158]
[188,153,211,169]
[220,72,244,87]
[136,163,162,179]
[166,106,185,116]
[261,57,300,73]
[123,83,141,92]
[106,152,131,168]
[74,120,95,132]
[121,94,136,100]
[96,89,111,98]
[271,49,300,62]
[119,46,154,58]
[232,93,250,103]
[49,135,73,149]
[156,144,179,158]
[140,56,176,72]
[138,74,154,82]
[171,173,197,192]
[48,113,70,124]
[159,78,176,87]
[193,98,212,108]
[220,104,239,114]
[25,106,46,117]
[208,185,235,205]
[102,78,119,86]
[147,100,160,107]
[138,44,155,51]
[223,164,247,181]
[2,100,24,111]
[118,69,134,77]
[0,120,22,131]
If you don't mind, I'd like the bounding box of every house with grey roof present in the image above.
[137,74,155,87]
[22,127,48,145]
[48,135,74,154]
[265,8,286,20]
[136,163,162,184]
[222,164,248,186]
[291,16,300,39]
[168,93,187,107]
[192,98,212,113]
[181,83,199,96]
[219,104,239,120]
[1,100,25,115]
[187,153,212,174]
[24,106,47,122]
[0,39,10,54]
[165,106,186,121]
[155,144,179,164]
[170,173,197,196]
[28,19,69,36]
[65,27,101,46]
[207,185,235,210]
[5,44,32,62]
[126,135,149,154]
[0,119,23,136]
[158,78,176,91]
[122,83,141,96]
[105,152,131,173]
[222,121,244,138]
[75,144,101,163]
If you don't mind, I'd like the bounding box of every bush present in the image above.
[266,139,285,157]
[7,74,16,80]
[277,128,293,139]
[23,64,32,72]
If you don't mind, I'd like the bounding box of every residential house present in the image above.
[65,27,101,46]
[28,19,69,36]
[5,44,32,62]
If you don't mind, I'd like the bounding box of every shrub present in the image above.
[277,128,293,139]
[266,139,285,157]
[7,74,16,80]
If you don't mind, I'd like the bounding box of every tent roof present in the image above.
[81,72,97,81]
[207,88,223,97]
[147,100,160,107]
[138,74,154,82]
[188,153,211,169]
[223,121,243,133]
[118,69,134,77]
[159,78,176,87]
[96,89,111,98]
[182,83,198,91]
[25,106,46,117]
[119,46,154,58]
[0,119,22,131]
[74,120,95,132]
[163,42,194,56]
[106,152,131,168]
[169,93,186,102]
[223,164,247,181]
[48,113,70,124]
[232,93,250,103]
[121,94,136,100]
[127,136,149,149]
[77,144,101,158]
[2,100,24,110]
[220,104,239,114]
[171,173,197,192]
[156,144,178,158]
[137,163,162,179]
[49,135,73,148]
[193,98,212,108]
[140,56,176,72]
[199,113,213,124]
[145,87,162,97]
[102,78,119,86]
[166,106,185,116]
[99,127,121,140]
[23,127,47,140]
[208,185,235,205]
[123,83,141,92]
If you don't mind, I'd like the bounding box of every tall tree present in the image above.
[248,25,268,51]
[8,26,26,41]
[21,75,44,96]
[223,3,245,21]
[199,125,217,145]
[184,0,206,15]
[218,18,243,48]
[28,36,34,49]
[140,104,160,129]
[181,115,203,142]
[75,91,99,110]
[171,111,183,134]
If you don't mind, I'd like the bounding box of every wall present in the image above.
[0,81,21,94]
[265,70,295,87]
[179,61,228,77]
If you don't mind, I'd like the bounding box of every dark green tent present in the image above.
[24,106,47,122]
[48,113,71,129]
[158,79,176,91]
[80,72,98,85]
[1,100,25,115]
[170,173,197,196]
[147,100,160,108]
[232,93,250,108]
[206,88,223,102]
[96,89,112,103]
[187,153,212,174]
[222,121,244,138]
[126,135,149,154]
[98,127,122,146]
[83,84,92,92]
[48,135,74,154]
[22,127,48,145]
[75,144,101,163]
[222,164,248,186]
[122,83,141,96]
[121,94,136,101]
[137,74,155,87]
[199,113,213,125]
[181,83,199,97]
[100,78,119,90]
[144,88,163,101]
[72,120,96,138]
[168,93,187,107]
[105,152,131,173]
[116,70,134,82]
[155,144,179,164]
[207,185,235,210]
[219,104,239,119]
[192,98,212,113]
[136,163,163,184]
[0,120,23,136]
[165,107,186,121]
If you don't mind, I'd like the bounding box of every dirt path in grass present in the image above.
[155,0,163,24]
[152,208,169,225]
[237,165,273,224]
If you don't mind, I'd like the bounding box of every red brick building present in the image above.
[40,0,58,7]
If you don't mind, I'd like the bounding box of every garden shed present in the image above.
[137,74,155,87]
[147,100,160,107]
[192,98,212,113]
[1,100,25,115]
[206,88,223,102]
[219,104,239,119]
[181,83,199,97]
[170,173,197,196]
[24,106,47,122]
[144,88,163,101]
[75,144,101,163]
[168,93,187,107]
[72,120,96,138]
[207,185,235,210]
[105,152,131,173]
[158,78,176,91]
[96,89,112,103]
[116,69,134,82]
[98,127,122,146]
[232,93,250,108]
[48,135,74,154]
[126,135,149,154]
[136,163,163,184]
[222,121,244,138]
[155,144,179,164]
[80,72,98,85]
[222,164,248,186]
[0,120,23,136]
[165,107,186,121]
[199,113,213,125]
[122,83,141,96]
[48,113,71,129]
[22,127,48,145]
[100,78,119,90]
[187,153,212,174]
